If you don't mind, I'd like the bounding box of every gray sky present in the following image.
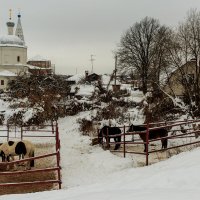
[1,0,200,75]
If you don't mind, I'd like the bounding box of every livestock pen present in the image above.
[99,119,200,166]
[0,121,61,195]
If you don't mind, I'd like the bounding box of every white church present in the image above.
[0,11,53,91]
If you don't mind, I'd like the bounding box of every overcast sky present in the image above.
[1,0,200,75]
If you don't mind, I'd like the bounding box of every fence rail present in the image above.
[100,119,200,165]
[0,180,61,187]
[0,123,57,141]
[0,121,62,191]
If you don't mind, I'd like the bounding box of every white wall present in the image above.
[0,46,27,65]
[0,65,28,75]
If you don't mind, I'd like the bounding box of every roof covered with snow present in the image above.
[0,70,17,77]
[67,73,85,83]
[26,64,52,70]
[28,55,49,62]
[0,35,25,47]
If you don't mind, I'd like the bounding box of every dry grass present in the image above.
[0,143,59,196]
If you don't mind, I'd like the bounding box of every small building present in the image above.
[85,71,100,83]
[164,59,198,97]
[27,55,54,75]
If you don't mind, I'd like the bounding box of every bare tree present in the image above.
[117,17,172,94]
[163,9,200,116]
[181,9,200,109]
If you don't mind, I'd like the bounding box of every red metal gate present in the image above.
[99,119,200,165]
[0,121,61,190]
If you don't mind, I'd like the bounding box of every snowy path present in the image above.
[58,113,134,188]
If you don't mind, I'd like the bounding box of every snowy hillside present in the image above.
[1,112,200,199]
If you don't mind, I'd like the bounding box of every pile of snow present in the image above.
[101,74,120,85]
[70,84,95,97]
[0,99,11,112]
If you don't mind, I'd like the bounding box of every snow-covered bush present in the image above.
[2,75,71,125]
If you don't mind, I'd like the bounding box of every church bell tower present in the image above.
[15,12,25,43]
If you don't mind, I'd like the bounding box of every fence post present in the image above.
[7,124,9,141]
[21,125,23,140]
[146,123,149,166]
[106,127,109,149]
[51,120,54,135]
[56,121,61,189]
[15,124,17,138]
[97,129,99,143]
[123,125,126,158]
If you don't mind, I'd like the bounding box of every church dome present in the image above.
[0,35,25,47]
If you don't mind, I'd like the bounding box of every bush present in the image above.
[79,118,94,135]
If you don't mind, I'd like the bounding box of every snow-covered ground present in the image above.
[1,112,200,199]
[1,79,200,199]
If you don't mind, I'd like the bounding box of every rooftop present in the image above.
[0,70,17,77]
[28,55,49,62]
[0,35,25,47]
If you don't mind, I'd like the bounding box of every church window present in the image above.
[17,56,20,62]
[1,80,4,85]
